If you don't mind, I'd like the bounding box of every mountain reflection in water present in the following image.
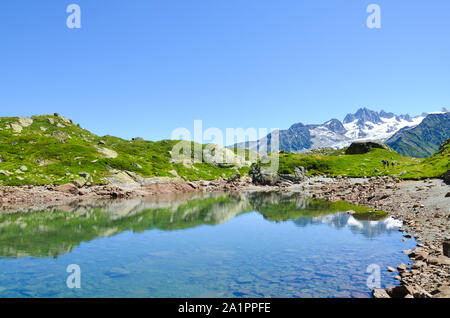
[0,191,398,259]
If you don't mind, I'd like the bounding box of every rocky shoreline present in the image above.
[298,176,450,298]
[0,176,449,298]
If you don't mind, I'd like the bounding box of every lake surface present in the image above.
[0,192,416,298]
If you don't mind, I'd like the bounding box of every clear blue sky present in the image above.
[1,0,449,141]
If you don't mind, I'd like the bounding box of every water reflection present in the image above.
[295,213,402,238]
[0,192,397,259]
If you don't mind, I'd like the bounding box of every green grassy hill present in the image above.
[0,114,250,186]
[0,114,448,186]
[272,141,449,180]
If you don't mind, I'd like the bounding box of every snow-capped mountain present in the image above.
[233,107,449,154]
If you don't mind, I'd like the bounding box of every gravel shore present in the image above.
[297,176,450,298]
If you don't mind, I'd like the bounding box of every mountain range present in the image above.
[233,107,450,158]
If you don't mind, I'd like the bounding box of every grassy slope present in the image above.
[274,145,449,180]
[386,113,450,158]
[0,115,249,186]
[0,115,448,186]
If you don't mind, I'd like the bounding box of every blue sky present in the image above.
[1,0,449,141]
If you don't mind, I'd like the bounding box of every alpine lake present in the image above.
[0,191,416,298]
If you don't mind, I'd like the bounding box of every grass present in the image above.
[0,114,448,185]
[271,146,448,180]
[0,115,250,186]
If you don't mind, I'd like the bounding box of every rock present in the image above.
[186,181,198,189]
[387,266,396,272]
[445,192,450,198]
[131,137,144,141]
[78,172,91,179]
[51,130,68,143]
[55,184,79,194]
[345,141,392,155]
[95,146,118,158]
[435,255,450,265]
[397,263,408,272]
[411,249,428,261]
[346,210,356,215]
[10,123,23,133]
[17,117,33,127]
[372,289,390,298]
[98,140,106,145]
[411,260,426,269]
[72,177,86,188]
[444,170,450,185]
[387,285,409,298]
[0,170,12,176]
[427,257,439,265]
[415,289,432,298]
[293,166,307,181]
[432,285,450,298]
[443,241,450,257]
[249,164,279,186]
[202,144,251,168]
[131,163,143,169]
[19,166,28,172]
[106,170,138,185]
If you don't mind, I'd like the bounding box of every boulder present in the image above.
[72,177,86,188]
[95,146,118,158]
[249,164,279,186]
[345,141,391,155]
[10,123,23,133]
[445,170,450,185]
[387,285,409,298]
[17,117,33,127]
[294,166,307,181]
[55,184,79,194]
[202,144,251,168]
[443,240,450,257]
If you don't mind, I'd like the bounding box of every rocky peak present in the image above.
[343,107,381,124]
[324,119,347,134]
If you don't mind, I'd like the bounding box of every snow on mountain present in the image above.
[233,107,448,153]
